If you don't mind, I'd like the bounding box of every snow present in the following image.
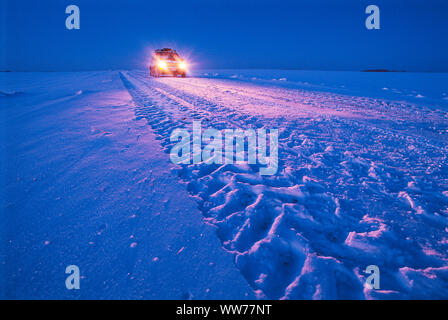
[1,69,448,299]
[0,72,253,299]
[194,69,448,108]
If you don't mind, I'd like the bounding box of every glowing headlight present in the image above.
[158,61,167,69]
[179,61,187,69]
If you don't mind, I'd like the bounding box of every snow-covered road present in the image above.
[1,70,448,299]
[121,70,448,299]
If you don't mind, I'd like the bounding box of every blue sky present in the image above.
[1,0,447,71]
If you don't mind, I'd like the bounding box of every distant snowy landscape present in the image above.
[1,70,448,299]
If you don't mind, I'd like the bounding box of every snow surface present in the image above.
[0,72,254,299]
[1,70,448,299]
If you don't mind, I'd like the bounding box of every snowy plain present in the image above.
[1,69,448,299]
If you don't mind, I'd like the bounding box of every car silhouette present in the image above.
[150,48,187,77]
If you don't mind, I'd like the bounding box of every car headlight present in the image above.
[158,61,167,69]
[179,61,187,69]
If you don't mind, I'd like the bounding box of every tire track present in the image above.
[120,71,448,299]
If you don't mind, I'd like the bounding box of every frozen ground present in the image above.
[0,72,254,299]
[1,70,448,299]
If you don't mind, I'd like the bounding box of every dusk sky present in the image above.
[1,0,447,72]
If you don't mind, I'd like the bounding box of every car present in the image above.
[149,48,187,77]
